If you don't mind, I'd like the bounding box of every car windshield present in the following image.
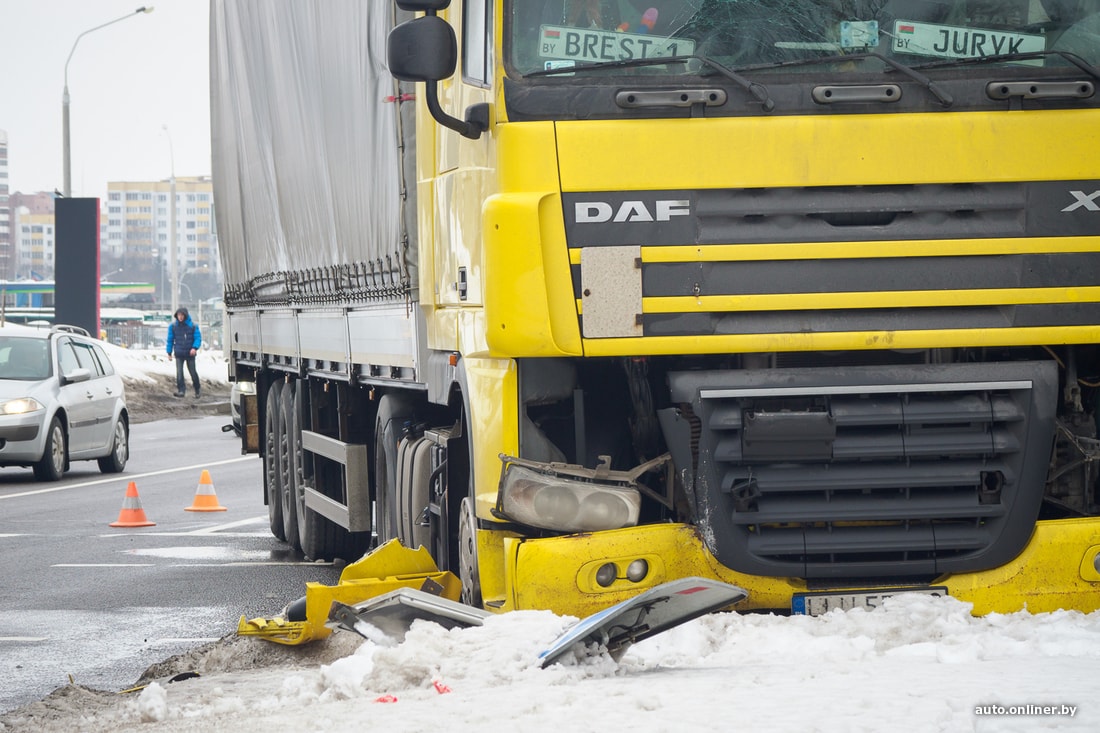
[509,0,1100,75]
[0,337,51,381]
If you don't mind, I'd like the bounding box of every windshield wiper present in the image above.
[526,54,775,112]
[525,54,694,77]
[910,50,1100,82]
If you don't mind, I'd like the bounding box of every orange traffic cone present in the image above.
[109,481,156,527]
[186,469,227,512]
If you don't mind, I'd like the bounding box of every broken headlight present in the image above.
[495,454,650,533]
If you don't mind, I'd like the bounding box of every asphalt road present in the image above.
[0,415,344,713]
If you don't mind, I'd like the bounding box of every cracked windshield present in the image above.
[510,0,1100,74]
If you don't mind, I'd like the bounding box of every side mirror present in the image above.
[395,0,450,12]
[387,16,486,140]
[388,15,457,82]
[61,367,92,385]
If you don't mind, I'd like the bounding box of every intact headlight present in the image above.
[236,381,257,395]
[0,398,44,415]
[497,459,641,533]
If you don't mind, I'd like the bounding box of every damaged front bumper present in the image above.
[495,517,1100,618]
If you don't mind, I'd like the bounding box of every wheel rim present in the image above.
[293,389,308,542]
[458,497,482,606]
[49,424,65,474]
[113,422,128,465]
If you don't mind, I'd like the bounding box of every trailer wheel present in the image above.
[280,381,301,551]
[458,496,482,607]
[263,382,286,541]
[291,382,327,560]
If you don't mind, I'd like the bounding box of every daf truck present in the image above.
[211,0,1100,618]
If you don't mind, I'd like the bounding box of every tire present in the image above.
[458,497,483,607]
[264,382,286,541]
[97,417,129,473]
[33,416,66,482]
[280,381,301,551]
[292,383,326,560]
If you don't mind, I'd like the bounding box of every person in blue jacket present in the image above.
[166,307,202,398]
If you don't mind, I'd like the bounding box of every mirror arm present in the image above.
[424,83,485,139]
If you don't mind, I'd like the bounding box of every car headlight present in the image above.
[496,456,642,533]
[0,398,44,415]
[236,381,257,395]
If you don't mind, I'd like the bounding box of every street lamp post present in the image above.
[162,124,178,315]
[62,6,154,197]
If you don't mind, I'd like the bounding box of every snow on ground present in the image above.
[1,336,1097,731]
[3,593,1097,732]
[103,343,230,387]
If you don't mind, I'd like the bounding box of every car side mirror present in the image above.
[61,368,92,385]
[387,15,486,140]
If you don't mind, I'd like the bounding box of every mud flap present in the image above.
[538,577,748,667]
[237,539,461,645]
[396,434,433,550]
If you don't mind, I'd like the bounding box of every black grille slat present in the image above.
[664,361,1058,579]
[742,494,1008,524]
[721,462,995,493]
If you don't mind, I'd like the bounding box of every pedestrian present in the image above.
[166,307,202,398]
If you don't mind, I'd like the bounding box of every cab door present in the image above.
[427,0,493,316]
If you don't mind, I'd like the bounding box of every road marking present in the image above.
[173,561,335,567]
[52,563,156,567]
[188,516,266,534]
[101,532,273,538]
[0,637,47,642]
[98,515,270,538]
[0,455,258,501]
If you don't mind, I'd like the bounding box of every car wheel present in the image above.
[33,416,66,482]
[97,417,129,473]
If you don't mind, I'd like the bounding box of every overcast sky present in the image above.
[1,1,211,201]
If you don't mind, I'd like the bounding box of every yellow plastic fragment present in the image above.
[236,540,462,646]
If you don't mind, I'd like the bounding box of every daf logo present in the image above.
[1062,190,1100,212]
[574,199,691,223]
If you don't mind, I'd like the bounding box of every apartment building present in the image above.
[0,131,9,279]
[103,176,219,300]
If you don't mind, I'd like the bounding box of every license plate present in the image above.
[892,20,1044,63]
[538,25,696,65]
[792,586,948,615]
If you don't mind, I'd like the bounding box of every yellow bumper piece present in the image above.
[501,518,1100,618]
[237,540,462,645]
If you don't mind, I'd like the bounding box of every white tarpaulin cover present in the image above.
[210,0,415,305]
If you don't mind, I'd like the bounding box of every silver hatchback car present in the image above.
[0,324,128,481]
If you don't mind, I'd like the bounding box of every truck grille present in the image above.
[662,361,1058,579]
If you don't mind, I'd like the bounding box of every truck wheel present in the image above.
[373,394,415,546]
[458,497,483,607]
[280,381,301,551]
[264,382,286,541]
[290,382,324,560]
